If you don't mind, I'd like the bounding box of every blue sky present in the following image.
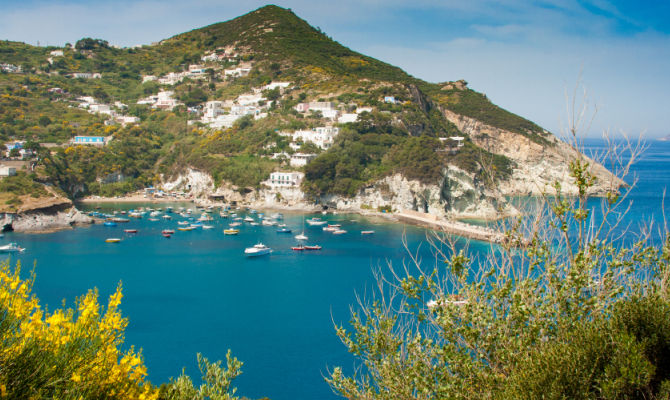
[0,0,668,138]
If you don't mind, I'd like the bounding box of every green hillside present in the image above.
[0,5,550,200]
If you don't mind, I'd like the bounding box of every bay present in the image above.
[2,138,669,400]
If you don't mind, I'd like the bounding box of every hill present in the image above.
[0,5,619,220]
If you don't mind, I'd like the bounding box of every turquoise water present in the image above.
[3,138,669,400]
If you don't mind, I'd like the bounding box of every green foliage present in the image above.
[163,352,243,400]
[0,171,48,198]
[327,138,670,399]
[75,38,110,50]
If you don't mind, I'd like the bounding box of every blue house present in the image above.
[72,136,107,145]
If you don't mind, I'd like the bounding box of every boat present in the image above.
[295,215,308,240]
[327,224,341,228]
[202,225,214,230]
[103,221,117,227]
[163,233,171,238]
[333,229,347,235]
[271,213,283,220]
[261,219,275,226]
[223,229,239,235]
[178,226,195,232]
[244,243,272,257]
[129,212,143,218]
[150,211,161,217]
[162,215,172,220]
[306,218,328,226]
[105,238,121,243]
[0,243,25,252]
[291,245,306,251]
[198,214,213,222]
[361,230,375,235]
[124,229,138,233]
[162,229,175,234]
[323,226,337,232]
[148,218,159,222]
[229,222,242,227]
[244,216,255,222]
[276,228,292,233]
[304,245,322,250]
[220,212,229,218]
[112,217,130,223]
[177,221,189,226]
[250,222,260,226]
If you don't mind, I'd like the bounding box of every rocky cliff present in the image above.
[442,109,622,196]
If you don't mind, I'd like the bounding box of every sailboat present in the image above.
[295,215,308,240]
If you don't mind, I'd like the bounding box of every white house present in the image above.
[49,50,64,57]
[279,126,339,150]
[294,102,338,120]
[224,67,251,78]
[88,104,113,115]
[263,82,291,91]
[71,136,109,146]
[0,165,17,177]
[70,72,101,79]
[266,171,304,188]
[203,101,224,119]
[154,91,181,110]
[338,113,358,123]
[115,116,140,126]
[290,153,317,167]
[236,93,265,106]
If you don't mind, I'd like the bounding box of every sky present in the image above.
[0,0,668,138]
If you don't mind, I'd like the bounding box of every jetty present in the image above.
[395,209,505,244]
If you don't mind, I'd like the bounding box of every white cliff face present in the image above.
[442,109,622,196]
[162,168,215,198]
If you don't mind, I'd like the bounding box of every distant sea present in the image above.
[3,138,669,400]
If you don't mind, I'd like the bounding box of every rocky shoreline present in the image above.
[1,204,94,234]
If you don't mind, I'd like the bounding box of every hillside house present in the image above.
[224,67,251,78]
[204,101,224,119]
[69,72,101,79]
[294,102,338,120]
[265,171,304,188]
[289,153,317,167]
[1,63,21,73]
[279,126,339,150]
[71,136,109,146]
[49,50,64,57]
[0,165,17,177]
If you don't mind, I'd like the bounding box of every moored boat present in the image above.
[124,229,138,233]
[162,229,175,234]
[244,243,272,257]
[361,230,375,235]
[223,229,239,235]
[105,238,121,243]
[276,228,291,233]
[0,243,25,252]
[291,245,305,251]
[304,245,322,250]
[178,226,195,231]
[333,229,347,235]
[103,221,117,227]
[306,218,328,226]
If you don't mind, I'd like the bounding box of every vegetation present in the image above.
[0,260,244,399]
[327,119,670,398]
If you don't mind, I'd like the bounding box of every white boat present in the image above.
[261,219,275,226]
[244,216,255,222]
[162,215,172,220]
[150,211,161,217]
[306,218,328,226]
[0,243,24,252]
[229,222,242,227]
[244,243,272,257]
[198,214,213,222]
[202,225,214,230]
[295,215,308,240]
[361,230,375,235]
[323,226,337,232]
[177,221,189,225]
[333,229,347,235]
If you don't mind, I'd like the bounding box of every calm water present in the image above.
[3,138,670,400]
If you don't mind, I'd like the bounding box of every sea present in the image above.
[3,138,670,400]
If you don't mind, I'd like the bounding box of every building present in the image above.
[223,67,251,78]
[294,102,338,120]
[71,136,108,145]
[0,165,17,177]
[49,50,64,57]
[69,72,102,79]
[203,101,224,119]
[279,126,339,150]
[266,171,304,188]
[289,153,317,167]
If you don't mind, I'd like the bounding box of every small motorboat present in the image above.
[162,233,172,238]
[244,216,255,222]
[103,221,117,227]
[229,222,242,227]
[162,229,175,234]
[327,224,341,228]
[291,245,306,251]
[178,226,195,232]
[333,229,347,235]
[202,225,214,230]
[112,217,130,223]
[105,238,121,243]
[244,243,272,257]
[323,226,337,232]
[148,218,159,222]
[177,221,189,226]
[162,215,172,220]
[306,218,327,226]
[124,229,138,233]
[295,232,308,240]
[0,243,25,252]
[361,230,375,235]
[276,228,291,233]
[223,229,239,235]
[304,245,322,250]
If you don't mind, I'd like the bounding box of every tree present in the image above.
[327,93,670,399]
